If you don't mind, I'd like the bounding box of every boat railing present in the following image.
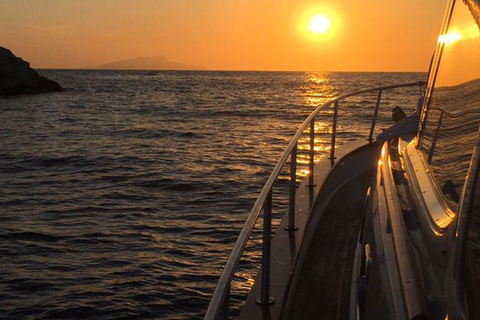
[204,81,426,320]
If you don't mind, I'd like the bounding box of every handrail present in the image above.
[204,81,425,320]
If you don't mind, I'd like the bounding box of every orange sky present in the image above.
[1,0,447,71]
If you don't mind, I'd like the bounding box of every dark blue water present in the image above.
[0,70,425,319]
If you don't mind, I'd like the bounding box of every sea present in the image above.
[0,70,425,320]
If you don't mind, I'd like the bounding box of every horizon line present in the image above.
[35,67,428,73]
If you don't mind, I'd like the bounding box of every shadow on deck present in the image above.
[287,170,372,320]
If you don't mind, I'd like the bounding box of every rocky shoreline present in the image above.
[0,46,63,96]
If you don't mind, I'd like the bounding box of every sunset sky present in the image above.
[1,0,447,71]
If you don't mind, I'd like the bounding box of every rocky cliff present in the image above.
[0,46,63,95]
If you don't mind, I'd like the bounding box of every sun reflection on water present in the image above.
[295,72,336,178]
[302,72,335,107]
[232,272,256,291]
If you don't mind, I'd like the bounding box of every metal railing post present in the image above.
[307,119,316,208]
[330,101,339,166]
[285,144,298,231]
[219,284,230,320]
[308,119,315,187]
[368,90,383,142]
[256,190,274,305]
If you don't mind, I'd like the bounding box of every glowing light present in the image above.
[438,30,462,46]
[299,7,340,42]
[308,15,331,34]
[298,169,311,178]
[232,273,256,290]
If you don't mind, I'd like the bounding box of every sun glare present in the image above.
[438,30,462,46]
[309,15,331,34]
[299,8,338,42]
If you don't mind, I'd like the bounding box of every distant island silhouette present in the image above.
[96,55,204,70]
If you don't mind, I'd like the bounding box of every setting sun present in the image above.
[299,7,339,43]
[309,15,331,34]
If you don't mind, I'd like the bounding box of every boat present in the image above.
[205,0,480,319]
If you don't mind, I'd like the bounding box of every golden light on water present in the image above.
[303,73,334,107]
[298,168,311,178]
[233,273,256,290]
[293,72,334,179]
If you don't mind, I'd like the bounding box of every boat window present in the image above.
[420,0,480,209]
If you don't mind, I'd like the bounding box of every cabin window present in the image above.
[420,0,480,208]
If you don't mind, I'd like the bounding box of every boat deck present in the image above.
[237,142,377,320]
[287,171,372,320]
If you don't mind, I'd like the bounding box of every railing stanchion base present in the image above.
[255,297,275,306]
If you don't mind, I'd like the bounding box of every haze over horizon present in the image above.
[1,0,447,72]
